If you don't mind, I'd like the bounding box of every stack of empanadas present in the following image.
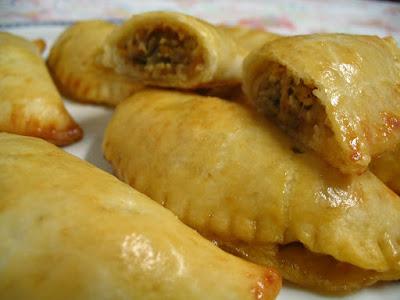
[2,9,400,299]
[0,13,283,300]
[48,11,279,105]
[99,11,400,296]
[103,89,400,294]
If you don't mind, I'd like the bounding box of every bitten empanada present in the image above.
[47,20,144,106]
[100,11,247,89]
[243,34,400,174]
[0,133,281,300]
[103,89,400,293]
[0,32,82,145]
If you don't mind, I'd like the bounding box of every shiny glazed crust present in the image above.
[243,33,400,174]
[0,133,281,300]
[103,89,400,293]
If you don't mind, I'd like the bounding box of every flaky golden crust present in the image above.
[103,89,400,293]
[243,33,400,175]
[0,133,281,300]
[0,32,82,145]
[47,20,144,106]
[100,11,244,89]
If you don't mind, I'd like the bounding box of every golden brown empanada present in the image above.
[0,132,281,300]
[103,89,400,293]
[0,32,82,145]
[243,34,400,175]
[47,20,144,106]
[100,11,248,89]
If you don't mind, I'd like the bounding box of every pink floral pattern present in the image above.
[0,0,399,41]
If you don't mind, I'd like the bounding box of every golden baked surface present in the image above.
[0,133,281,300]
[103,89,400,293]
[47,20,144,106]
[0,32,82,145]
[243,33,400,174]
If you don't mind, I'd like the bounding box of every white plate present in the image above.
[5,24,400,300]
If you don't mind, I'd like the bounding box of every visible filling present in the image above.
[257,63,334,152]
[124,26,204,80]
[218,241,389,294]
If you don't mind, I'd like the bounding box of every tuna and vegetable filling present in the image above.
[257,63,335,156]
[125,26,204,79]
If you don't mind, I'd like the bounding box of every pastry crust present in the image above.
[0,32,82,145]
[100,11,245,89]
[103,89,400,293]
[243,34,400,174]
[47,20,144,106]
[0,133,281,300]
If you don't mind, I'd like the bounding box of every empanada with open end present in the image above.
[48,20,144,106]
[0,132,281,300]
[101,11,251,89]
[0,32,82,145]
[243,34,400,174]
[103,89,400,294]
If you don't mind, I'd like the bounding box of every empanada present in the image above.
[103,89,400,293]
[0,32,82,145]
[47,20,144,106]
[0,133,281,300]
[243,34,400,174]
[100,11,250,89]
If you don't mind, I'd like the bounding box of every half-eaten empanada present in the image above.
[47,20,144,106]
[0,132,281,300]
[101,11,262,89]
[103,89,400,294]
[243,34,400,175]
[0,32,82,145]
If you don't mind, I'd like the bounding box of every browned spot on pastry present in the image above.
[382,112,400,133]
[32,39,46,54]
[251,268,281,300]
[8,105,83,146]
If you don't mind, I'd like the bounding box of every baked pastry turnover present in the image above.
[0,133,281,300]
[101,11,260,89]
[0,32,82,145]
[243,34,400,174]
[48,20,144,106]
[103,89,400,294]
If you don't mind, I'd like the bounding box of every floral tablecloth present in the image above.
[1,0,400,40]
